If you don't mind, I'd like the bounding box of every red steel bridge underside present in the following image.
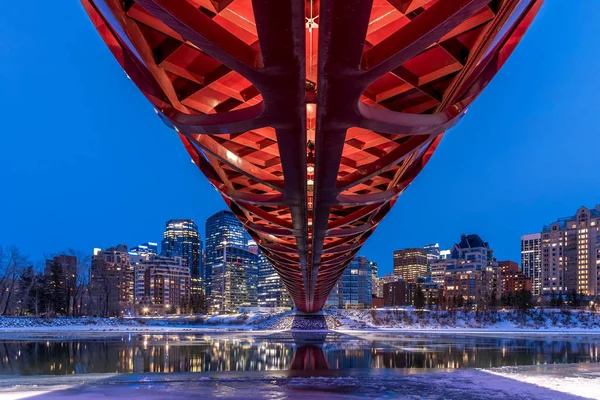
[82,0,543,312]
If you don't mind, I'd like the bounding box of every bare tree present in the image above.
[66,249,91,316]
[0,246,29,315]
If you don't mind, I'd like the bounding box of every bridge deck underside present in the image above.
[82,0,542,312]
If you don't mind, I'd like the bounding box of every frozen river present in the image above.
[1,331,600,399]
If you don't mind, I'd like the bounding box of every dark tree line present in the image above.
[501,289,533,312]
[179,292,207,314]
[433,289,534,312]
[549,289,585,308]
[0,246,91,317]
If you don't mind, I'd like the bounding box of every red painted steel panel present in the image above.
[81,0,543,312]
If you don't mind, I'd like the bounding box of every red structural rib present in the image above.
[81,0,543,312]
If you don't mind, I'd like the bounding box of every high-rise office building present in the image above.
[326,256,373,309]
[371,260,379,296]
[432,234,501,303]
[541,205,600,296]
[210,244,258,313]
[130,242,158,259]
[423,243,441,265]
[247,239,289,307]
[205,210,251,297]
[257,252,290,308]
[521,233,542,296]
[371,260,378,280]
[134,255,190,314]
[161,220,203,295]
[440,249,451,260]
[91,245,134,316]
[393,248,428,282]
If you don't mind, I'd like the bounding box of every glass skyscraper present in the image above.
[257,251,290,308]
[326,256,373,309]
[130,242,158,260]
[210,245,258,313]
[160,219,203,294]
[205,210,253,304]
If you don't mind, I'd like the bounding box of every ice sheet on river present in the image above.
[1,364,599,400]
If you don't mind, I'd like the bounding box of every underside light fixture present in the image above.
[226,150,239,163]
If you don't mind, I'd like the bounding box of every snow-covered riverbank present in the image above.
[1,309,600,334]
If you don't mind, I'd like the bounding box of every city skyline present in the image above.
[1,2,600,277]
[4,203,600,277]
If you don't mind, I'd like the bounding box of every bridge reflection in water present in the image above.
[0,331,599,375]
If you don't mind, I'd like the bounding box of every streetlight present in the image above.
[143,307,149,315]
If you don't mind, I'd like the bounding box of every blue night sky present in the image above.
[0,2,599,275]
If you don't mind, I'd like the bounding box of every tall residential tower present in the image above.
[541,206,600,296]
[521,233,542,296]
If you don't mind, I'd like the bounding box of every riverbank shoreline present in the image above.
[1,308,600,335]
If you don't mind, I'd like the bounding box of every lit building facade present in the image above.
[393,248,428,282]
[521,233,542,296]
[422,281,441,307]
[499,260,532,294]
[433,234,500,303]
[374,274,402,298]
[423,243,441,273]
[130,242,158,259]
[205,210,250,298]
[210,245,258,313]
[541,205,600,296]
[371,260,379,296]
[257,252,290,308]
[129,241,159,269]
[134,255,190,314]
[91,245,134,315]
[326,256,373,309]
[440,249,451,260]
[160,219,202,295]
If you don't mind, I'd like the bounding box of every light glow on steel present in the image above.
[81,0,543,312]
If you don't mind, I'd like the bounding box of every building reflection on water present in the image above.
[0,333,599,376]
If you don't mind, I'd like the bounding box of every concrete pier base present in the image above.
[288,312,330,330]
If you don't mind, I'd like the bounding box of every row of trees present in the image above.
[0,246,92,317]
[411,284,534,312]
[412,285,593,313]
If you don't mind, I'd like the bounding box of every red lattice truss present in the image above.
[82,0,543,312]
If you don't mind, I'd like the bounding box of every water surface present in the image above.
[0,331,599,376]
